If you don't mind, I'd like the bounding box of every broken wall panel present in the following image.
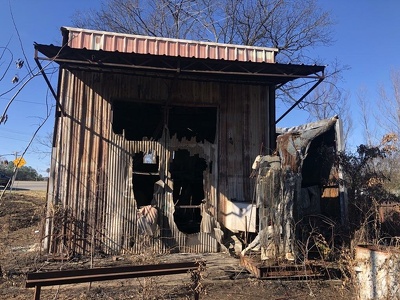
[250,117,346,261]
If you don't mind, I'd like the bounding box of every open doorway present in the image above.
[132,151,160,208]
[170,149,207,234]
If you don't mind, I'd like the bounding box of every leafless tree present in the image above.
[377,70,400,139]
[373,70,400,194]
[354,72,400,195]
[72,0,206,40]
[289,59,352,145]
[356,86,375,147]
[72,0,347,125]
[73,0,333,62]
[357,70,400,147]
[33,131,53,158]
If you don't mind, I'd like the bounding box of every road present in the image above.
[11,181,48,191]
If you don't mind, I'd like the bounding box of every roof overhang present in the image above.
[34,43,324,86]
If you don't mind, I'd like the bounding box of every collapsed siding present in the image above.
[247,117,346,261]
[45,68,272,255]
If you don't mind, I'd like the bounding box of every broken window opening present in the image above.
[112,101,164,141]
[112,100,217,143]
[170,149,207,234]
[132,152,160,208]
[168,106,217,143]
[143,150,157,164]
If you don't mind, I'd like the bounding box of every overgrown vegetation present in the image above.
[285,135,400,293]
[337,133,400,246]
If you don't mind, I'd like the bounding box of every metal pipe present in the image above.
[34,50,65,114]
[35,55,324,81]
[176,205,201,209]
[26,261,202,287]
[275,77,324,124]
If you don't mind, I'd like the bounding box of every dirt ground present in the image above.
[0,191,356,299]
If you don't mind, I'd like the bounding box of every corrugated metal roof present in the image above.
[35,43,324,86]
[61,27,278,63]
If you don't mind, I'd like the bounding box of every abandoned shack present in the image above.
[34,27,328,257]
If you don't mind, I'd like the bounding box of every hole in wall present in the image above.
[112,100,217,143]
[170,149,207,234]
[112,101,164,140]
[132,151,160,208]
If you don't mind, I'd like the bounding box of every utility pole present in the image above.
[10,151,19,191]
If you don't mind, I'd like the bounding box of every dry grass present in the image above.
[0,191,356,299]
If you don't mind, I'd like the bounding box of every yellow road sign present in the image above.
[13,157,26,168]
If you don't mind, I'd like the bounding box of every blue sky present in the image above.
[1,1,400,175]
[280,1,400,142]
[0,0,98,175]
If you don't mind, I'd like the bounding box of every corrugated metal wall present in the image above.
[46,68,271,255]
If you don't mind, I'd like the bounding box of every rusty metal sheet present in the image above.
[26,261,201,287]
[45,54,273,256]
[62,27,278,63]
[224,200,257,233]
[240,256,326,280]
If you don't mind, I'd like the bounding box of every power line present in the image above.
[0,97,50,106]
[0,134,30,142]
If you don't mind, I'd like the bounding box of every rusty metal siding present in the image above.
[218,83,270,227]
[47,69,271,255]
[63,27,278,63]
[52,71,104,252]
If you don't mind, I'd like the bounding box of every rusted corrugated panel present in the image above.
[46,66,273,255]
[379,202,400,223]
[62,26,278,63]
[48,69,113,255]
[48,70,232,255]
[219,84,270,228]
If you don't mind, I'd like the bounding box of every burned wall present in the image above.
[46,68,272,255]
[250,117,345,261]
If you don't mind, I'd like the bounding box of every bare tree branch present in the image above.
[8,0,33,75]
[71,0,346,133]
[0,45,13,82]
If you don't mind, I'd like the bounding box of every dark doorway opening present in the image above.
[132,151,160,208]
[170,149,207,234]
[301,127,339,220]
